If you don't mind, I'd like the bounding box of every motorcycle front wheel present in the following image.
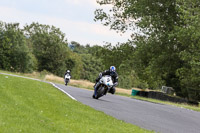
[95,86,106,99]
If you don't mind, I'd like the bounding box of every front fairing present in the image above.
[65,74,71,79]
[100,76,113,89]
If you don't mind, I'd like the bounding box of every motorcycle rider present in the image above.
[93,66,118,98]
[64,70,71,85]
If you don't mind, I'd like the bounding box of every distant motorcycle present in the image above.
[93,75,113,99]
[64,74,71,86]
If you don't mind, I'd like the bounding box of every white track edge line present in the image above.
[49,82,77,101]
[0,72,77,101]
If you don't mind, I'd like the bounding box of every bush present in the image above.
[0,22,34,73]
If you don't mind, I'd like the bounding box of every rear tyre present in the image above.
[65,79,69,86]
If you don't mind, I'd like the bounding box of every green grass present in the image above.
[0,70,45,80]
[131,96,200,112]
[115,91,200,112]
[0,74,153,133]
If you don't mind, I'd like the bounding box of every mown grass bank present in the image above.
[132,96,200,112]
[114,92,200,112]
[0,73,152,133]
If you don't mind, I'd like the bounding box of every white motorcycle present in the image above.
[64,74,71,86]
[93,75,114,99]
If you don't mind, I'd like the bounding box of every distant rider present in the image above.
[64,70,71,85]
[93,66,118,98]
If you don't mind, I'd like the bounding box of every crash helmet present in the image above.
[109,66,116,75]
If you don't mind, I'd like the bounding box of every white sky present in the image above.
[0,0,132,46]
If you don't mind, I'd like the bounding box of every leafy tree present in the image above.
[95,0,181,89]
[66,51,83,79]
[0,21,35,72]
[81,54,104,82]
[68,43,104,81]
[24,22,70,76]
[95,0,200,100]
[175,0,200,100]
[94,42,144,89]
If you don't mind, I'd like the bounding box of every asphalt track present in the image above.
[56,83,200,133]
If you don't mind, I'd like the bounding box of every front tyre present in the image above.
[92,94,95,99]
[96,86,105,99]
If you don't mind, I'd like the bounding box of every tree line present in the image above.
[0,22,102,80]
[0,20,146,90]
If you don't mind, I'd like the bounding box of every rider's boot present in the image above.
[109,87,116,94]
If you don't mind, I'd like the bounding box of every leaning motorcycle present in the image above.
[64,74,71,86]
[93,75,113,99]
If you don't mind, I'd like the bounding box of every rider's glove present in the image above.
[113,82,118,87]
[99,73,102,78]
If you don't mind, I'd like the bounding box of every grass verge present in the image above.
[115,92,200,112]
[0,73,152,133]
[131,96,200,112]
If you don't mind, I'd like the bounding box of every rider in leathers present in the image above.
[93,66,118,98]
[64,70,71,85]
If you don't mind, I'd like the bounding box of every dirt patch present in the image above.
[44,74,64,83]
[69,79,94,89]
[116,88,132,95]
[24,72,41,78]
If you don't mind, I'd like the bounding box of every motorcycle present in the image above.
[64,74,71,86]
[93,75,113,99]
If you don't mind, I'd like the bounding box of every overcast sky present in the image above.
[0,0,131,46]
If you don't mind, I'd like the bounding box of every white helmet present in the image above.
[67,70,70,73]
[110,66,116,76]
[110,66,116,72]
